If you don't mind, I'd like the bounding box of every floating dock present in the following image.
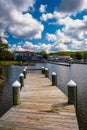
[49,61,71,66]
[0,73,79,130]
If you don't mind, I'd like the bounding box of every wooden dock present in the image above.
[0,73,79,130]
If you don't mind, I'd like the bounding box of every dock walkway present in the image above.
[0,73,79,130]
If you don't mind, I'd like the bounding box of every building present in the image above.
[14,51,42,61]
[48,55,73,62]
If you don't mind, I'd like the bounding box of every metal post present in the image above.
[23,69,26,79]
[41,66,45,74]
[67,80,77,112]
[52,72,57,86]
[19,73,24,89]
[45,68,49,78]
[12,80,21,106]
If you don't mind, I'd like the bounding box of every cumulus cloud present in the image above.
[56,0,87,14]
[44,14,87,52]
[23,41,51,53]
[8,13,44,39]
[40,6,87,52]
[46,33,57,41]
[53,43,68,52]
[9,44,25,52]
[1,0,87,53]
[0,0,44,39]
[39,5,47,13]
[9,41,52,53]
[40,13,53,21]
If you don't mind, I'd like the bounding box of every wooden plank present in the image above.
[0,73,79,130]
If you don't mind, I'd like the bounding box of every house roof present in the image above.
[15,51,35,55]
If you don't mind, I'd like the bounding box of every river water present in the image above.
[0,63,87,130]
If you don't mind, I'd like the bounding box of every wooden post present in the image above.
[52,72,57,86]
[25,67,28,74]
[19,73,24,89]
[41,66,45,74]
[67,80,77,112]
[23,69,26,78]
[45,68,49,78]
[12,80,21,106]
[25,67,28,70]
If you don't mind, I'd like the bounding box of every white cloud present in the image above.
[40,13,53,21]
[1,0,87,53]
[0,0,44,39]
[46,33,57,41]
[23,41,51,53]
[55,43,68,51]
[44,13,87,52]
[8,13,44,39]
[39,5,47,13]
[9,44,25,52]
[9,41,52,53]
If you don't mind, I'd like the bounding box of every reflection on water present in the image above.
[0,65,24,117]
[0,63,87,130]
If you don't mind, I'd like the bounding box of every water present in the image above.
[0,65,24,117]
[0,63,87,130]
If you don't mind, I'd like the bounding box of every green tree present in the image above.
[0,38,14,60]
[74,52,83,60]
[38,51,48,60]
[0,39,8,51]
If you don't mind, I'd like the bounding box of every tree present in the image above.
[0,38,14,60]
[38,51,48,60]
[75,52,83,60]
[0,38,8,51]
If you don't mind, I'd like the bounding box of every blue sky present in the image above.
[0,0,87,53]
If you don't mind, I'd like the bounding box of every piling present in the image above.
[41,66,45,74]
[67,80,77,112]
[52,72,57,86]
[45,68,49,78]
[23,69,26,78]
[25,67,28,74]
[25,67,28,70]
[12,80,21,106]
[19,73,24,89]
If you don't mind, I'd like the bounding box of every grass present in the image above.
[0,61,20,65]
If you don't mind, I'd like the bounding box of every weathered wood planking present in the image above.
[0,73,79,130]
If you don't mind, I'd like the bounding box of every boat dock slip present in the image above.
[0,73,79,130]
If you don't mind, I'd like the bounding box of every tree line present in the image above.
[38,51,87,60]
[0,38,14,60]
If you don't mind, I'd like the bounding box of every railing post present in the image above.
[52,72,57,86]
[41,66,45,74]
[45,68,49,78]
[67,80,77,112]
[19,73,24,89]
[12,80,21,106]
[23,69,26,79]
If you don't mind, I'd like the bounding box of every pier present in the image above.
[0,71,79,130]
